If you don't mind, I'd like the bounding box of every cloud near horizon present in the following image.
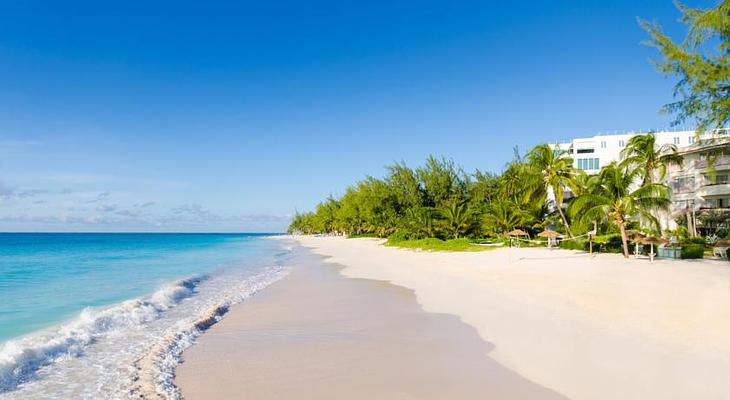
[0,183,290,232]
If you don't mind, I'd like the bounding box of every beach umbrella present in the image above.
[537,229,561,238]
[538,229,561,248]
[630,232,646,258]
[507,229,528,248]
[640,236,669,262]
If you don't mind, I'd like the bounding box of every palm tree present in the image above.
[403,207,437,238]
[527,144,579,238]
[568,162,671,258]
[482,200,524,236]
[621,133,683,186]
[440,200,472,239]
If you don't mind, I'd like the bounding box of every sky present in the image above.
[0,0,712,232]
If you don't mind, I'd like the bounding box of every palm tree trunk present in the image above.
[556,206,574,238]
[618,221,629,258]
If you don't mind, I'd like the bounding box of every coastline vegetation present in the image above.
[288,135,678,257]
[289,1,729,257]
[385,237,493,252]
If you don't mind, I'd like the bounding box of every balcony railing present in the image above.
[693,155,730,169]
[670,184,695,193]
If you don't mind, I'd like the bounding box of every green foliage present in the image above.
[621,133,683,185]
[591,234,625,253]
[347,233,380,238]
[568,161,671,257]
[559,239,589,251]
[684,236,707,245]
[439,200,474,239]
[387,230,411,243]
[640,1,730,132]
[289,155,532,240]
[291,134,676,256]
[385,237,489,252]
[681,243,705,259]
[526,144,580,237]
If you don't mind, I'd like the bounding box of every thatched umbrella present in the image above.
[640,236,669,262]
[537,229,561,238]
[714,238,730,247]
[538,229,562,248]
[630,232,646,258]
[507,229,528,248]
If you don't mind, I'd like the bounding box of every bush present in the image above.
[685,236,706,245]
[560,239,588,251]
[593,234,624,253]
[348,233,380,239]
[681,243,705,259]
[717,229,730,239]
[387,230,410,243]
[385,237,489,251]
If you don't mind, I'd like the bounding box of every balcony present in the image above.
[697,184,730,197]
[693,155,730,169]
[670,183,695,194]
[699,206,730,211]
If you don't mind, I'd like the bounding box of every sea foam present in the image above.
[0,276,206,392]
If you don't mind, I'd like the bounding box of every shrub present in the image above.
[592,234,624,253]
[387,230,410,243]
[385,237,488,252]
[348,233,380,239]
[685,236,706,245]
[681,243,705,259]
[717,229,730,239]
[560,239,588,251]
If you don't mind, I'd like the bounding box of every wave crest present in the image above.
[0,276,207,393]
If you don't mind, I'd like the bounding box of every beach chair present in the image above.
[713,246,728,259]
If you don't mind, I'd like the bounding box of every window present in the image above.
[671,176,695,193]
[619,140,625,147]
[706,198,726,208]
[705,174,729,185]
[689,136,695,144]
[577,148,594,154]
[576,158,599,170]
[600,141,606,148]
[673,137,680,145]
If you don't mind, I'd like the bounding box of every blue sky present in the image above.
[0,1,709,232]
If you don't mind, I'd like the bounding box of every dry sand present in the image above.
[291,236,730,400]
[175,244,564,400]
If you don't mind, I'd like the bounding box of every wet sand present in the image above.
[175,246,565,399]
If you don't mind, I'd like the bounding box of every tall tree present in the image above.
[569,162,671,258]
[621,133,684,186]
[527,144,578,238]
[416,156,469,208]
[640,1,730,132]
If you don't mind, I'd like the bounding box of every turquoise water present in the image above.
[0,233,292,398]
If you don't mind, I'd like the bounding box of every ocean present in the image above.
[0,233,292,399]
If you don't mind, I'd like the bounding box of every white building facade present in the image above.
[552,128,730,234]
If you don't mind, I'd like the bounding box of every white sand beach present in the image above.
[288,236,730,400]
[175,244,564,399]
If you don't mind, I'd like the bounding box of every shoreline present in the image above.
[174,243,564,399]
[289,236,730,399]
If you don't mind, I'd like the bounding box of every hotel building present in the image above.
[551,128,730,233]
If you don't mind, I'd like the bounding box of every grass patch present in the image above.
[385,237,492,252]
[347,233,381,238]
